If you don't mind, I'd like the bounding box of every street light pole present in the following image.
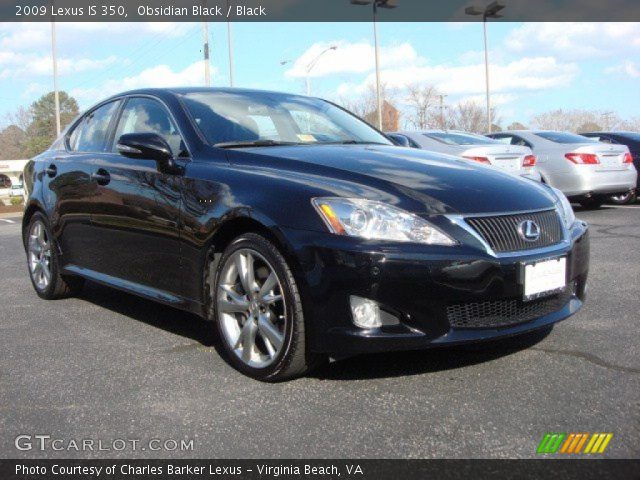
[226,0,235,87]
[482,18,491,133]
[227,22,235,87]
[465,1,505,133]
[350,0,397,131]
[281,46,338,96]
[372,2,382,130]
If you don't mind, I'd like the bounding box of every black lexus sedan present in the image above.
[22,88,589,381]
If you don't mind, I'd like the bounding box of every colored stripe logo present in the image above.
[537,433,613,454]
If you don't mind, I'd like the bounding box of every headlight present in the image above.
[311,197,457,245]
[550,187,575,229]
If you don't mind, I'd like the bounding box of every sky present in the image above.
[0,21,639,128]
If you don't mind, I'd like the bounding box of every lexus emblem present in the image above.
[518,220,541,242]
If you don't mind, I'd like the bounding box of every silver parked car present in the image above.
[487,130,637,209]
[389,130,541,181]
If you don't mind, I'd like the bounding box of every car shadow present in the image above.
[79,280,552,381]
[79,281,218,348]
[312,327,552,381]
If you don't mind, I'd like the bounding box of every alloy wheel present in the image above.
[216,248,287,368]
[28,220,52,291]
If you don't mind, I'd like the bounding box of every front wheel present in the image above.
[209,233,319,381]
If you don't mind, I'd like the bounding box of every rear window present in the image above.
[425,132,498,146]
[535,131,598,144]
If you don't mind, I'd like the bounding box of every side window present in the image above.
[113,97,186,157]
[68,100,120,152]
[510,135,532,148]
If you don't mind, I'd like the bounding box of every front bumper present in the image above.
[281,221,589,358]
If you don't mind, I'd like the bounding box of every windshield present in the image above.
[180,91,392,147]
[424,131,498,146]
[535,131,598,144]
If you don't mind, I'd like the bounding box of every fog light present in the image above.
[350,296,382,329]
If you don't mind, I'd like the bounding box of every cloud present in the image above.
[284,40,422,78]
[505,22,640,60]
[336,56,578,97]
[457,93,519,107]
[0,53,118,79]
[70,61,217,107]
[605,61,640,78]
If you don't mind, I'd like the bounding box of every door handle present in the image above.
[91,169,111,186]
[45,164,57,178]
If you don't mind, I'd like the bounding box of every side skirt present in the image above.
[63,265,204,317]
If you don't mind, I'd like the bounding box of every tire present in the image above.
[579,197,605,210]
[209,232,319,381]
[24,212,84,300]
[608,191,636,205]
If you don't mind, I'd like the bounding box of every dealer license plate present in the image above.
[522,257,566,301]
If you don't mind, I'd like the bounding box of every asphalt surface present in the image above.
[1,206,639,459]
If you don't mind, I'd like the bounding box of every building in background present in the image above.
[0,159,28,200]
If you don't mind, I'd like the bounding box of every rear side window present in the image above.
[113,97,185,156]
[68,100,120,152]
[535,131,598,144]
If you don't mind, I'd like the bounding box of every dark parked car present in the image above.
[581,131,640,204]
[22,88,589,381]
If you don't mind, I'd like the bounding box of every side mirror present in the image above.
[116,133,182,174]
[386,133,411,148]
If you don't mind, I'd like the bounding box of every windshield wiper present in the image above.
[213,139,303,148]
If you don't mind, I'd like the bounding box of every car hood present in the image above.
[234,144,557,214]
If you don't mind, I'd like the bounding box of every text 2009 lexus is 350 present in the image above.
[22,88,589,380]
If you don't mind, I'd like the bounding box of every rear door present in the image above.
[87,96,187,297]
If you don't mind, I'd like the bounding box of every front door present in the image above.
[88,96,188,299]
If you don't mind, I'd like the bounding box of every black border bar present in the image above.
[3,0,640,22]
[2,459,640,480]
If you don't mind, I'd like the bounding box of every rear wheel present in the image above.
[608,191,636,205]
[579,197,605,210]
[24,212,84,299]
[210,233,318,381]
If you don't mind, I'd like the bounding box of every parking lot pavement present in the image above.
[1,205,639,460]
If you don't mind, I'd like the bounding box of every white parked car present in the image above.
[388,130,541,181]
[487,131,637,209]
[10,184,24,198]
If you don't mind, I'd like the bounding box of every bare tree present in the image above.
[335,82,401,131]
[446,100,499,133]
[531,109,625,133]
[507,121,527,130]
[405,84,440,130]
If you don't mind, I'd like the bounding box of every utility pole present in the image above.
[602,111,614,130]
[51,20,61,136]
[202,21,211,86]
[438,94,447,129]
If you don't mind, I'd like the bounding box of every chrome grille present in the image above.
[465,209,563,253]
